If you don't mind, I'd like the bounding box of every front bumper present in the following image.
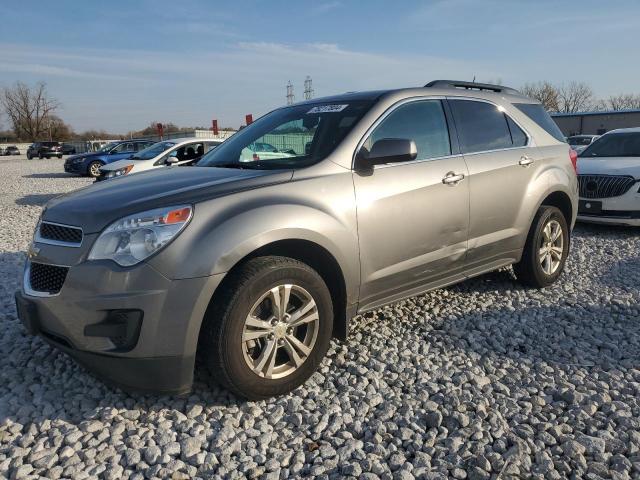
[64,161,85,174]
[577,186,640,227]
[16,258,224,394]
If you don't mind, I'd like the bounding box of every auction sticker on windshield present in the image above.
[307,104,349,114]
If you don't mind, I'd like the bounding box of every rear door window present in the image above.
[449,100,513,153]
[506,117,528,147]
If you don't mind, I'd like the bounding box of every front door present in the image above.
[354,99,470,310]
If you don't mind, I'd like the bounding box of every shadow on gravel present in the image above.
[15,193,60,206]
[23,173,75,179]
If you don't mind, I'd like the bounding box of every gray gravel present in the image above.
[1,157,639,479]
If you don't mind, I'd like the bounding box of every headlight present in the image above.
[88,205,192,266]
[73,157,85,163]
[106,165,134,178]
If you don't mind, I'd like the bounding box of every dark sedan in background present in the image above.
[64,140,154,177]
[27,142,63,159]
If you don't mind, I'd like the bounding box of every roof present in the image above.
[293,85,533,107]
[551,109,640,118]
[600,127,640,134]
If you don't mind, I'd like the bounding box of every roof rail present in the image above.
[425,80,520,95]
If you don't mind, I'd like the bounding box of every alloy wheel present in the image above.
[89,163,101,177]
[539,219,563,276]
[241,284,319,379]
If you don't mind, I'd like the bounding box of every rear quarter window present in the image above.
[514,103,565,142]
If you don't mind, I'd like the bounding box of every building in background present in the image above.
[551,109,640,137]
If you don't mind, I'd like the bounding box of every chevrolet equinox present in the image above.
[15,81,578,399]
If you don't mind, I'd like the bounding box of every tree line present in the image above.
[3,79,640,143]
[0,82,217,143]
[521,81,640,113]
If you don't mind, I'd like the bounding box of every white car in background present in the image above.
[240,142,295,162]
[568,134,599,154]
[577,128,640,226]
[99,138,222,180]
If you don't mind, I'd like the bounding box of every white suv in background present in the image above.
[99,138,222,180]
[577,128,640,226]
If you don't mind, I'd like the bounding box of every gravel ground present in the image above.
[0,157,639,480]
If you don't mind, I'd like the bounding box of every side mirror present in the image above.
[354,138,417,172]
[166,156,179,165]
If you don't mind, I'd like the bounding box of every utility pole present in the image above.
[286,81,295,105]
[304,76,314,100]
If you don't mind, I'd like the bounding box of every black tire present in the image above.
[27,153,32,160]
[513,206,569,288]
[38,153,43,159]
[201,256,334,400]
[87,161,103,178]
[57,155,62,159]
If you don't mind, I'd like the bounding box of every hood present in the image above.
[577,156,640,179]
[66,151,104,162]
[43,166,294,233]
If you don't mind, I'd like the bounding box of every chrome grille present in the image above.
[39,222,83,245]
[29,262,69,294]
[578,174,636,199]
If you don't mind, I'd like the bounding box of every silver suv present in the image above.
[15,80,578,399]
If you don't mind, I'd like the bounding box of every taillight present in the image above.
[569,148,578,173]
[252,153,260,161]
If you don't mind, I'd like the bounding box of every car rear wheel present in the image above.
[513,206,569,288]
[200,256,333,400]
[27,153,32,160]
[87,161,103,178]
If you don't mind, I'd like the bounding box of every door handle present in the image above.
[519,156,534,167]
[442,172,465,185]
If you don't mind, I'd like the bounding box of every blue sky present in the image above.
[1,0,639,131]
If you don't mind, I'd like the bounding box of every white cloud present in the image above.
[0,41,503,131]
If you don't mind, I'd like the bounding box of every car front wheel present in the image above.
[87,161,103,178]
[514,206,569,288]
[201,256,333,400]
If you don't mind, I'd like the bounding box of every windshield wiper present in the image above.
[210,162,266,169]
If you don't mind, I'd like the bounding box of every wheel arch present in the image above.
[539,190,574,227]
[199,238,350,348]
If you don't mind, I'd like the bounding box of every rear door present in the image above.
[448,98,538,270]
[354,98,470,310]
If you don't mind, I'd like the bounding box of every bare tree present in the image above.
[521,81,560,111]
[46,115,74,141]
[556,81,595,113]
[606,93,640,111]
[0,81,59,141]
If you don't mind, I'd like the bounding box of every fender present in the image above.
[149,178,361,305]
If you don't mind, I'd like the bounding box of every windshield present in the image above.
[197,100,375,169]
[131,141,176,160]
[97,142,118,153]
[580,132,640,158]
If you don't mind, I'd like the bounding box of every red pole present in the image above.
[156,123,164,140]
[212,119,219,136]
[245,114,253,125]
